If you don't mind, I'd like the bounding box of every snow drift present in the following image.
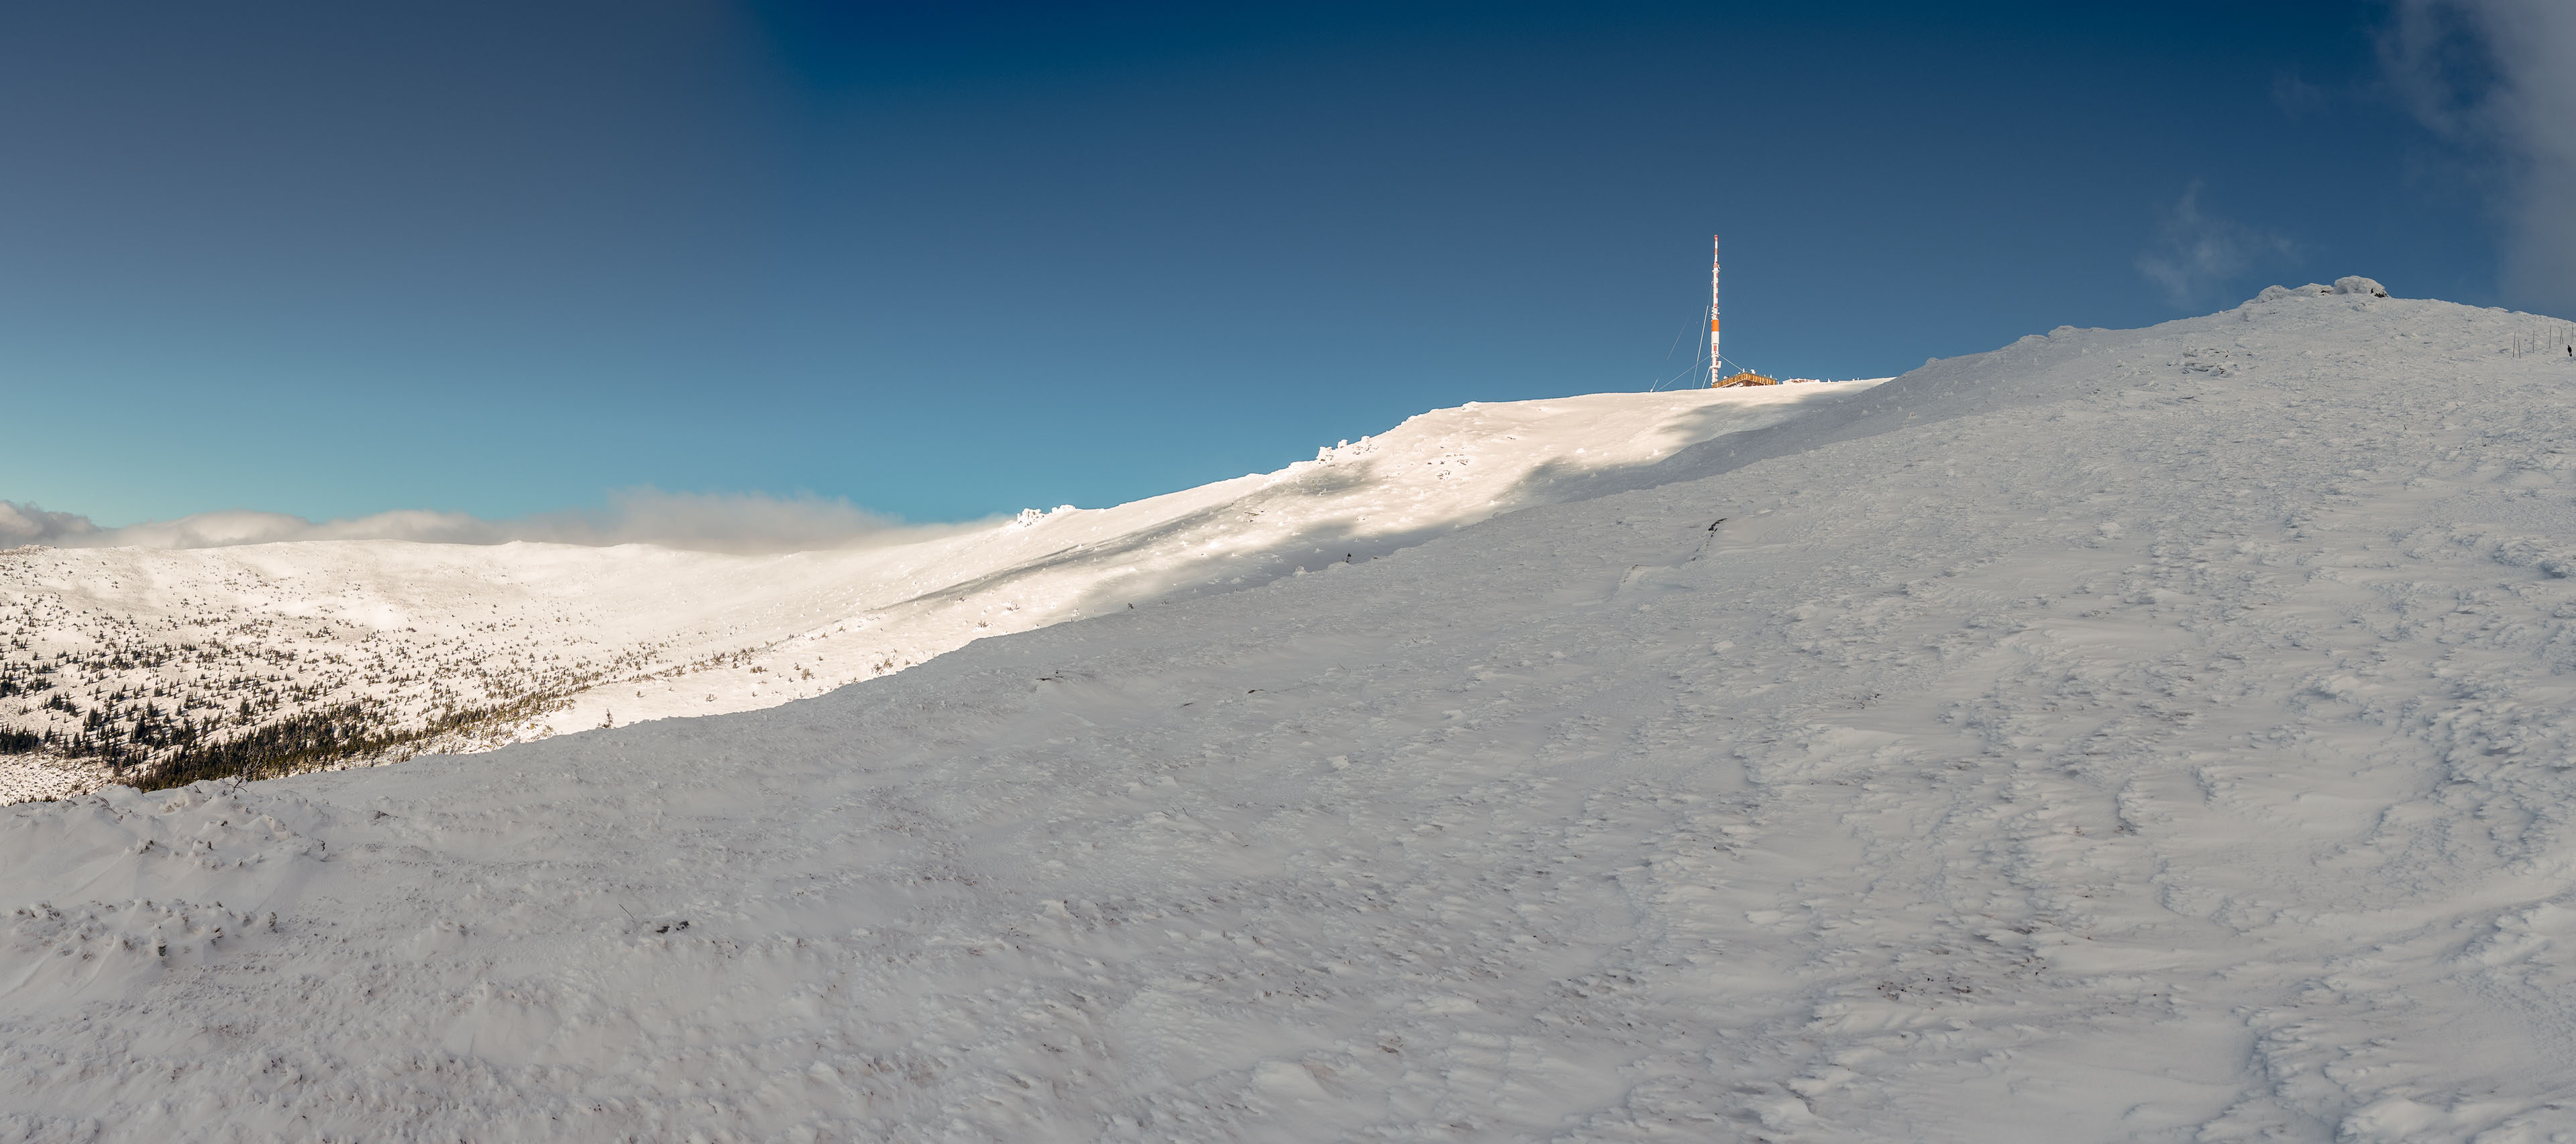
[8,284,2576,1141]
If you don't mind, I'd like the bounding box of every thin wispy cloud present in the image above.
[2271,71,2328,122]
[0,489,985,554]
[2135,181,2296,309]
[2385,0,2576,316]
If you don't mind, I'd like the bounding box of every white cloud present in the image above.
[0,501,103,548]
[0,489,981,554]
[2387,0,2576,317]
[2135,181,2296,309]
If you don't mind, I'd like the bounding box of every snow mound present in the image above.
[2257,276,2387,303]
[9,294,2576,1139]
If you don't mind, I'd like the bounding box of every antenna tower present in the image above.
[1707,234,1722,388]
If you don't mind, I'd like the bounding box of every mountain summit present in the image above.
[9,284,2576,1139]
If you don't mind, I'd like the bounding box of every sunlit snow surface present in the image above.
[0,382,1872,804]
[12,287,2576,1140]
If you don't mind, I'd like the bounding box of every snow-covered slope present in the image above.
[0,382,1878,803]
[10,282,2576,1141]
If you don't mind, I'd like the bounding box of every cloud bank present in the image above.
[2386,0,2576,317]
[0,490,981,554]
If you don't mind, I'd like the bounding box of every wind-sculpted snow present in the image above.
[1,383,1873,803]
[7,287,2576,1139]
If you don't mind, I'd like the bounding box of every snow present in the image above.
[0,381,1878,804]
[9,286,2576,1140]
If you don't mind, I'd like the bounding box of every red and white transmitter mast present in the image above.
[1707,234,1723,388]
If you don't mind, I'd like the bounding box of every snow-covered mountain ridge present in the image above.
[1,382,1879,803]
[11,282,2576,1140]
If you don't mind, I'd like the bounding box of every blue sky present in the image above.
[0,1,2556,532]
